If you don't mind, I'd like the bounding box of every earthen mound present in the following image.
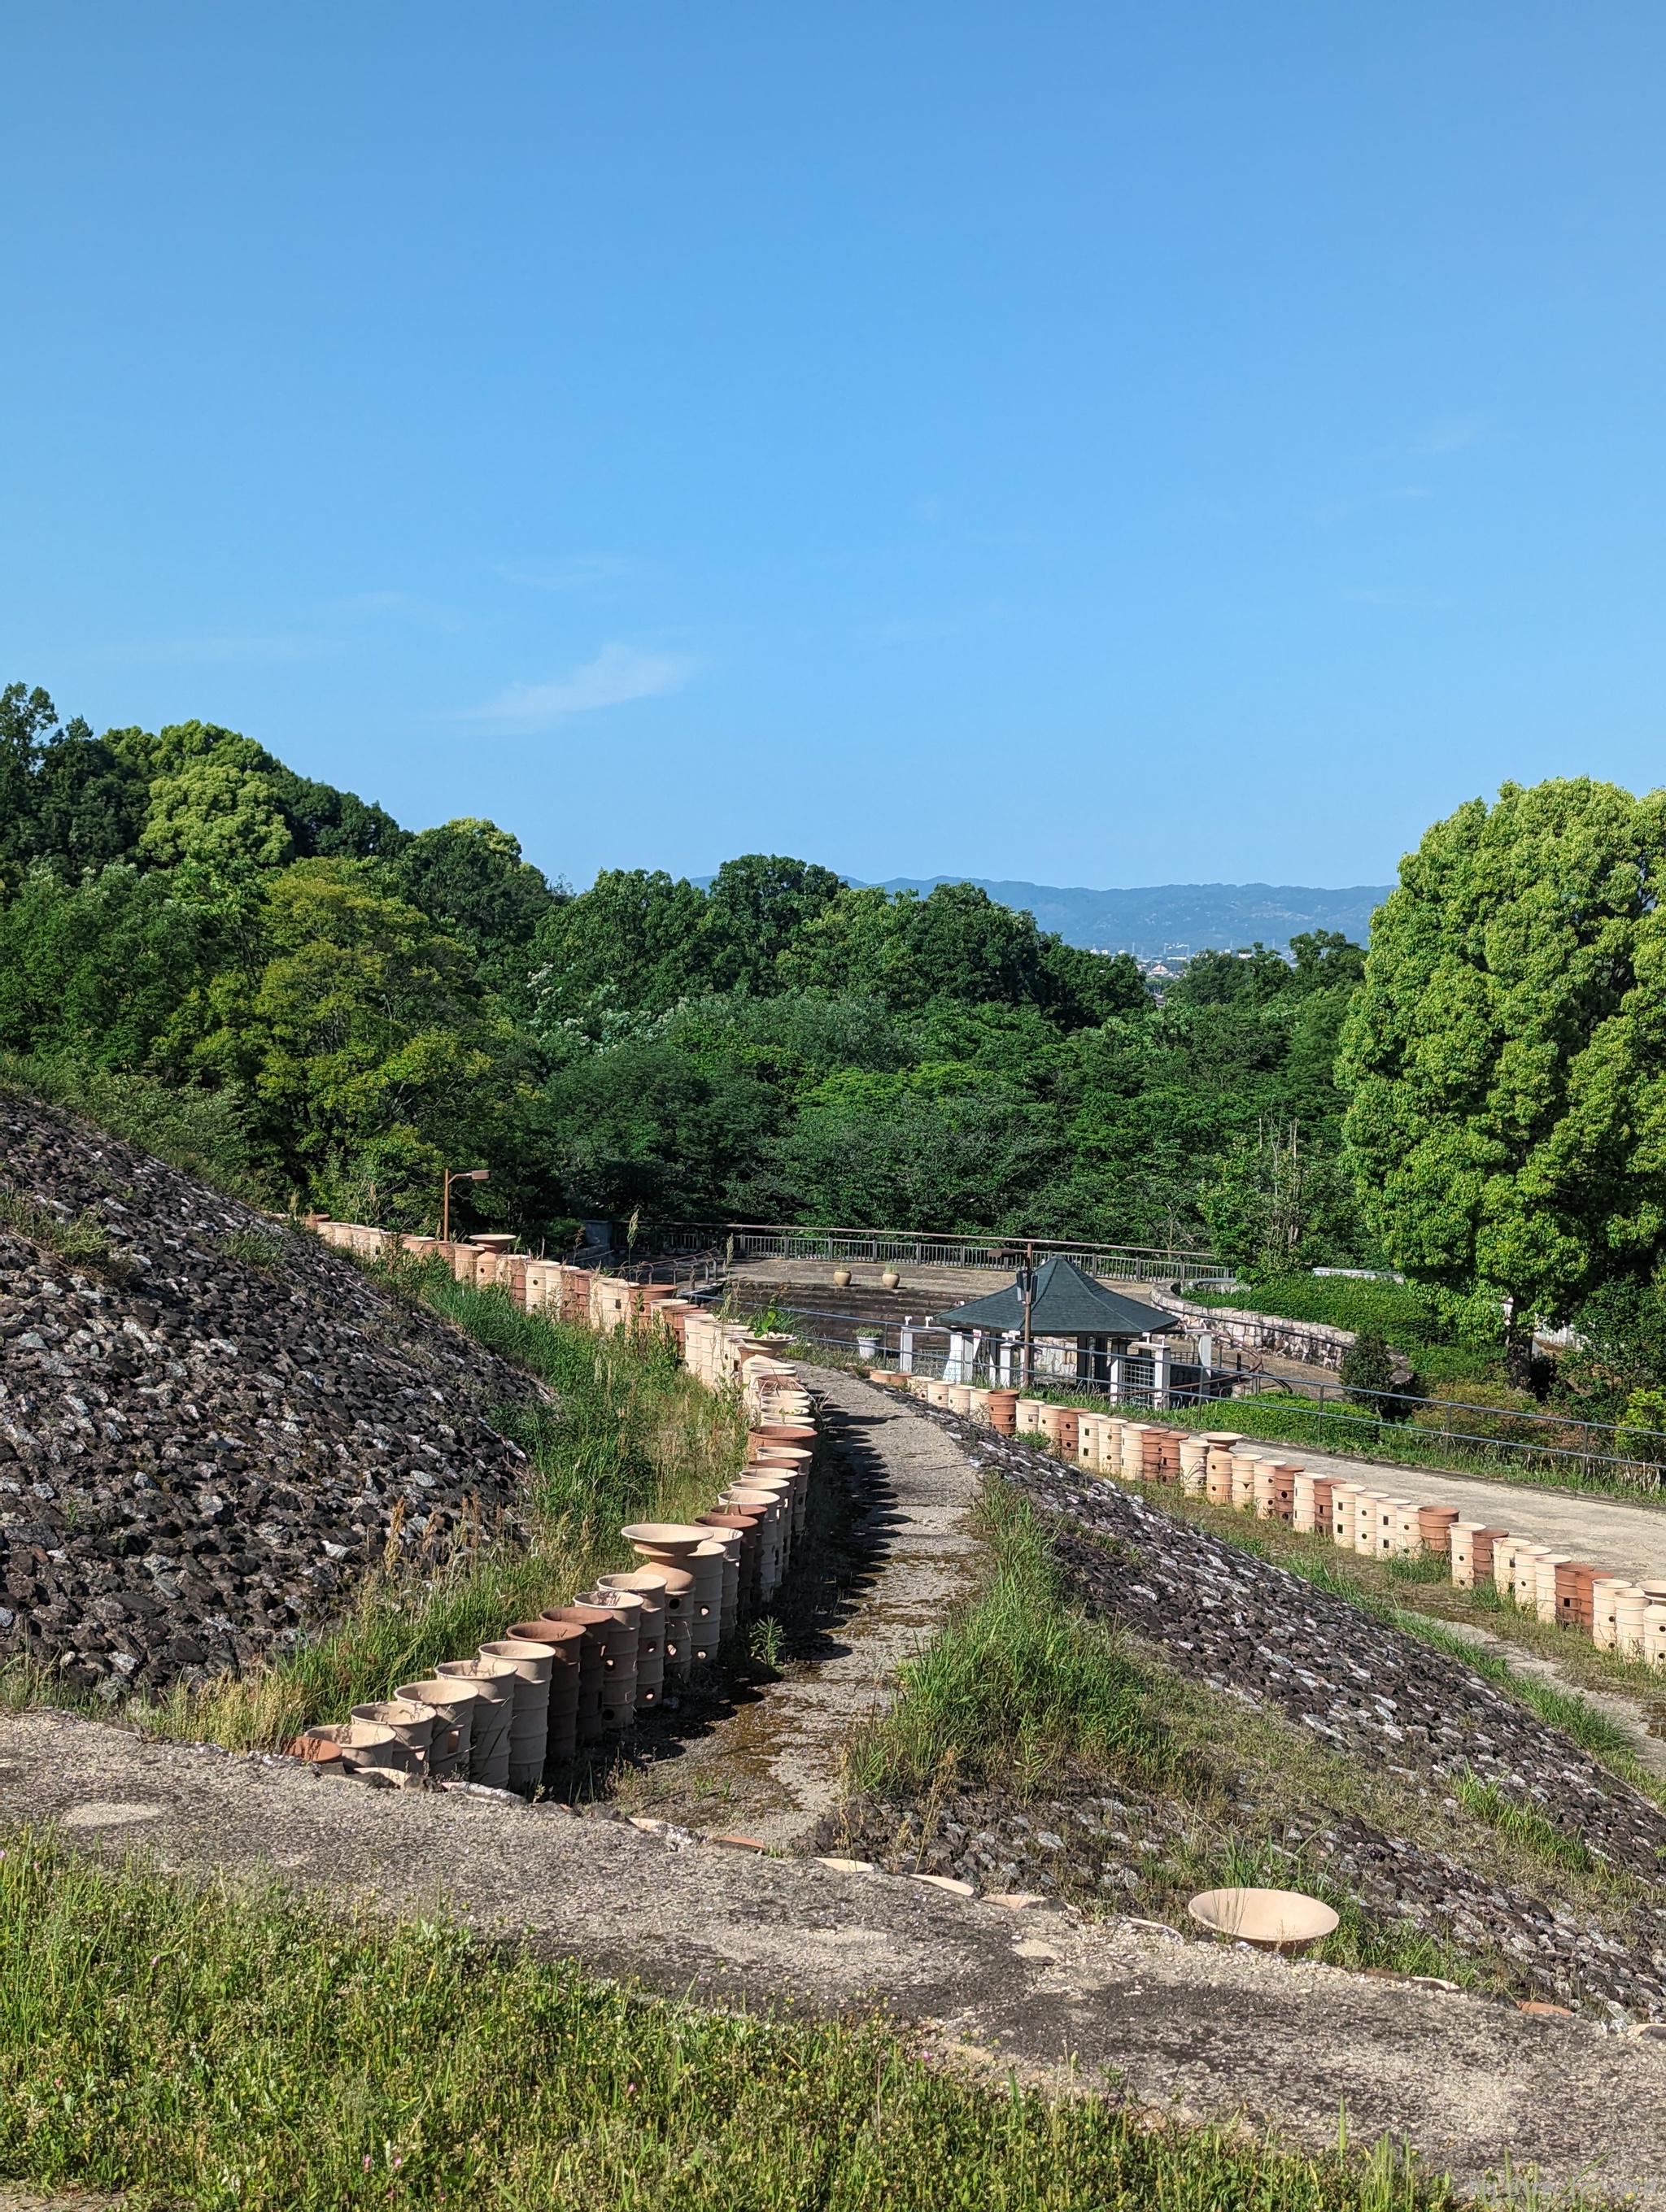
[0,1088,543,1696]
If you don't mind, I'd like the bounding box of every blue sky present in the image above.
[4,3,1665,891]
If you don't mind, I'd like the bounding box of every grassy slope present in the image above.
[0,1835,1452,2212]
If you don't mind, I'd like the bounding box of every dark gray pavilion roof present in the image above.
[936,1256,1181,1338]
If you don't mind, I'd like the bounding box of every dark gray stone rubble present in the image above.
[846,1386,1666,2023]
[0,1092,542,1696]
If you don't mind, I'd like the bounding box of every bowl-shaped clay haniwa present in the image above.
[1187,1887,1338,1949]
[621,1522,711,1557]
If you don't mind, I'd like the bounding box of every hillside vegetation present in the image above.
[0,679,1371,1261]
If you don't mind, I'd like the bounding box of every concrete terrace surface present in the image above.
[7,1705,1666,2198]
[1268,1435,1666,1586]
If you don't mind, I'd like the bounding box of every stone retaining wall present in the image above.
[1147,1285,1356,1372]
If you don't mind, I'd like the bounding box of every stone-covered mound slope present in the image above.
[0,1090,543,1696]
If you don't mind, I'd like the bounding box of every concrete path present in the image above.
[7,1706,1666,2197]
[1263,1435,1666,1583]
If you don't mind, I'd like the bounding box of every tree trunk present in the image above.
[1503,1307,1536,1391]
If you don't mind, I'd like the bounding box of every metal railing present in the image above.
[646,1220,1232,1287]
[741,1295,1666,1495]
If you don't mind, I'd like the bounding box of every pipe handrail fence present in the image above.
[731,1296,1666,1499]
[645,1220,1234,1288]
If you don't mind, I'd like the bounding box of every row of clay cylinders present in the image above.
[621,1525,727,1678]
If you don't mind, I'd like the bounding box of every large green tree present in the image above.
[1340,777,1666,1376]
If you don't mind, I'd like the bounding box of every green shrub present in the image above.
[1408,1380,1555,1449]
[0,1052,262,1200]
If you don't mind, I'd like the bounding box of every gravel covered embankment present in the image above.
[0,1092,542,1695]
[851,1390,1666,2022]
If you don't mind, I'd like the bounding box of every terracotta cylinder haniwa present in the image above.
[1232,1450,1262,1513]
[1119,1422,1150,1478]
[436,1656,517,1786]
[1616,1586,1648,1657]
[1253,1461,1276,1518]
[740,1476,795,1581]
[698,1512,759,1616]
[395,1677,480,1781]
[1075,1412,1103,1469]
[751,1424,815,1449]
[574,1592,644,1726]
[1389,1502,1419,1556]
[1450,1522,1481,1587]
[1351,1491,1380,1556]
[1292,1471,1316,1532]
[692,1523,742,1623]
[1098,1416,1125,1474]
[532,1612,604,1748]
[1015,1397,1046,1435]
[1646,1604,1666,1670]
[478,1638,556,1787]
[1491,1534,1521,1596]
[596,1570,668,1708]
[726,1486,786,1596]
[1590,1577,1623,1651]
[333,1719,400,1775]
[1310,1474,1335,1531]
[1267,1463,1299,1524]
[351,1698,436,1784]
[925,1379,953,1409]
[1332,1482,1363,1548]
[1205,1447,1234,1506]
[1179,1435,1209,1495]
[1471,1525,1507,1584]
[987,1389,1018,1435]
[655,1565,695,1686]
[1533,1553,1568,1624]
[966,1387,993,1425]
[686,1541,726,1667]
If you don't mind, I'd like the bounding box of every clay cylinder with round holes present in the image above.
[1616,1586,1648,1657]
[334,1719,400,1775]
[1591,1576,1624,1651]
[726,1486,786,1596]
[1180,1435,1210,1495]
[1533,1553,1568,1625]
[1119,1422,1150,1478]
[1015,1397,1046,1435]
[698,1512,759,1618]
[1205,1446,1235,1506]
[1075,1411,1103,1470]
[696,1523,743,1623]
[1471,1526,1507,1583]
[435,1656,517,1786]
[395,1677,479,1781]
[1331,1482,1362,1548]
[1450,1522,1481,1587]
[652,1565,695,1686]
[1292,1471,1316,1532]
[1646,1604,1666,1670]
[1309,1474,1335,1530]
[574,1592,644,1727]
[1253,1461,1276,1518]
[1491,1533,1520,1596]
[1231,1449,1261,1512]
[1350,1491,1379,1555]
[597,1570,668,1709]
[685,1541,726,1669]
[988,1389,1019,1435]
[478,1638,555,1787]
[1389,1501,1418,1556]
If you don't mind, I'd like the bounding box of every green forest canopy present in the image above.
[0,678,1375,1261]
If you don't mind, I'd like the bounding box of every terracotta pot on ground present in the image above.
[622,1522,712,1568]
[987,1389,1019,1435]
[751,1423,815,1448]
[530,1613,604,1750]
[351,1699,436,1784]
[478,1638,556,1789]
[596,1570,669,1710]
[1201,1430,1245,1452]
[831,1267,852,1287]
[1188,1887,1339,1951]
[881,1270,900,1290]
[1417,1504,1459,1556]
[395,1677,480,1780]
[435,1656,517,1786]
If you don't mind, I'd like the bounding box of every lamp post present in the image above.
[1017,1240,1036,1388]
[441,1166,490,1244]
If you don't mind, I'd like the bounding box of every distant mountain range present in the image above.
[851,878,1394,957]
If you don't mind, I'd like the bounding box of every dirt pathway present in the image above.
[619,1365,983,1844]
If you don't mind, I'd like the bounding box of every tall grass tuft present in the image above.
[846,1485,1188,1800]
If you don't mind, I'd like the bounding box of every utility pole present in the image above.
[1019,1239,1036,1388]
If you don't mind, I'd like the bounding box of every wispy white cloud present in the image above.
[1409,412,1492,456]
[465,642,694,730]
[495,556,629,593]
